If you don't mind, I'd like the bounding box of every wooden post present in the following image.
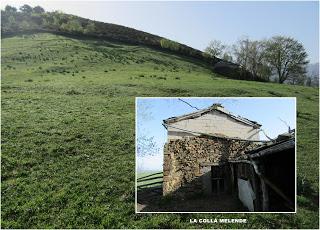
[230,163,235,194]
[250,165,261,211]
[260,165,269,211]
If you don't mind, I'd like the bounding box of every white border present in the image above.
[135,97,297,214]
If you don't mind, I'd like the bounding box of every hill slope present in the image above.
[1,33,319,228]
[1,8,260,81]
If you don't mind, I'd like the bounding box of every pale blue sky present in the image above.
[2,1,319,63]
[136,98,296,172]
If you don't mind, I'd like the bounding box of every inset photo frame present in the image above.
[135,97,296,213]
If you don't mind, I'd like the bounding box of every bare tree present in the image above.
[306,63,319,87]
[222,46,234,62]
[136,100,159,157]
[204,40,226,58]
[137,135,159,157]
[248,40,272,81]
[233,37,271,80]
[264,36,309,84]
[233,37,250,70]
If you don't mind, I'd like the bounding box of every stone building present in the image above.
[162,104,262,197]
[162,104,295,212]
[163,103,261,141]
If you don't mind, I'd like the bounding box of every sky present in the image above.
[1,0,319,63]
[136,98,296,172]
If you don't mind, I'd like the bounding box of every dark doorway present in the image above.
[211,165,226,195]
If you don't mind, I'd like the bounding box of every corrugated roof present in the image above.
[163,103,262,128]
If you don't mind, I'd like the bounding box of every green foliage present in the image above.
[208,36,310,85]
[204,40,226,58]
[1,33,319,228]
[7,15,18,31]
[1,5,219,80]
[264,36,309,84]
[51,12,65,28]
[160,38,181,51]
[60,19,83,33]
[19,4,33,14]
[33,6,45,14]
[84,21,95,34]
[5,5,17,13]
[20,20,32,30]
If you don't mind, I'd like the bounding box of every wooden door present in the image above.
[211,165,226,195]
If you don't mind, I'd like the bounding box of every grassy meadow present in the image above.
[137,172,163,189]
[1,33,319,228]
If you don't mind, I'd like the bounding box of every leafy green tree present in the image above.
[19,4,33,14]
[5,5,17,13]
[264,36,309,84]
[33,6,45,14]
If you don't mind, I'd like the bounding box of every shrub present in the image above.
[160,38,180,52]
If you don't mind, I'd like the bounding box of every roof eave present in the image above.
[163,106,261,128]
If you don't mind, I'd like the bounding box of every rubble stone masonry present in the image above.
[163,136,259,196]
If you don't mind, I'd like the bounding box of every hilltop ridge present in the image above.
[1,5,261,81]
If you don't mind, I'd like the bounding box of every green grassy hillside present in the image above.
[1,33,319,228]
[1,7,259,82]
[137,172,163,189]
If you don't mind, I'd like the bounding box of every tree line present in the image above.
[204,37,317,86]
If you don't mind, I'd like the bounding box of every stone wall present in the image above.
[163,136,259,197]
